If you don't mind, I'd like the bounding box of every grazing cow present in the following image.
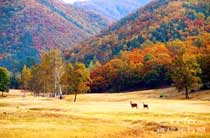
[130,101,138,109]
[143,102,149,109]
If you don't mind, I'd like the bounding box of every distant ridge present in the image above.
[74,0,151,21]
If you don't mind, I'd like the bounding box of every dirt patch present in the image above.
[144,122,178,132]
[42,98,55,101]
[0,103,9,107]
[29,107,62,112]
[131,120,144,125]
[130,120,178,133]
[131,120,178,132]
[40,112,62,118]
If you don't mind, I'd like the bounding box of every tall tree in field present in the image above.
[29,65,44,96]
[52,49,64,96]
[61,63,74,94]
[167,40,202,99]
[39,50,54,94]
[39,49,64,95]
[0,67,10,96]
[61,62,90,101]
[73,63,90,102]
[21,65,32,96]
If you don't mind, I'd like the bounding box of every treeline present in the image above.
[89,33,210,98]
[1,34,209,99]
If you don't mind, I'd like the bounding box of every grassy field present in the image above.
[0,88,210,138]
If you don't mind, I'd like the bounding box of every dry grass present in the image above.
[0,88,210,138]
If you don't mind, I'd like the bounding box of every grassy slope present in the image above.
[0,88,210,138]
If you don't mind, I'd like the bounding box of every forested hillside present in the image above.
[67,0,210,64]
[0,0,109,72]
[74,0,151,21]
[64,0,210,93]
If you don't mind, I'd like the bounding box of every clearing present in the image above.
[0,88,210,138]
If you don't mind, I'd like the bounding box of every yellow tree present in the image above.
[73,63,90,102]
[21,65,32,96]
[167,40,202,99]
[61,63,74,94]
[39,49,64,95]
[61,62,90,102]
[29,65,44,96]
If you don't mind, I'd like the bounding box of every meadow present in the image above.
[0,88,210,138]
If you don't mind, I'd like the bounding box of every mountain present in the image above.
[67,0,210,65]
[74,0,151,21]
[0,0,110,72]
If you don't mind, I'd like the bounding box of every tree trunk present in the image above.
[59,85,62,95]
[59,85,63,100]
[74,91,77,102]
[1,91,3,97]
[185,86,189,99]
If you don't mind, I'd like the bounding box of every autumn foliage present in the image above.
[89,33,210,94]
